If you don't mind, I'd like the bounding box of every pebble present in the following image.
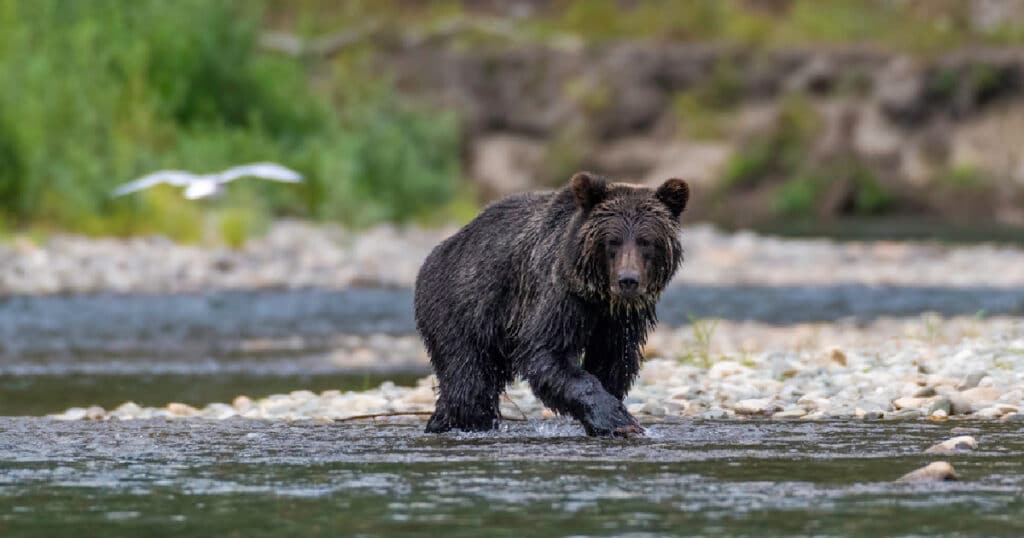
[734,398,778,416]
[897,462,959,483]
[884,409,922,420]
[44,315,1024,424]
[925,436,978,454]
[166,403,198,417]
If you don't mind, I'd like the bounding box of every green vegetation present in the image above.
[775,158,894,218]
[677,315,720,369]
[715,94,896,220]
[0,0,462,241]
[721,95,821,191]
[2,0,1019,241]
[541,0,1024,54]
[939,164,989,189]
[672,60,744,140]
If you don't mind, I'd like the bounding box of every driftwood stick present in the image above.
[333,411,434,422]
[333,410,529,422]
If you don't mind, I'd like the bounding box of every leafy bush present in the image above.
[0,0,462,240]
[720,95,821,190]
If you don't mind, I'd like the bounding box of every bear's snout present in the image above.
[617,273,640,294]
[611,243,644,298]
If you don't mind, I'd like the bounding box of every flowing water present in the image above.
[2,287,1023,536]
[0,419,1022,537]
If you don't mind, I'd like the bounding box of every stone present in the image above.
[855,407,884,420]
[974,406,1008,419]
[700,407,734,420]
[957,372,989,391]
[925,435,978,454]
[884,409,922,420]
[641,403,667,417]
[201,403,237,420]
[734,398,779,416]
[111,402,142,419]
[893,397,927,410]
[51,407,88,421]
[772,408,807,419]
[926,397,952,416]
[166,402,198,417]
[232,396,254,411]
[897,462,958,483]
[960,386,1002,408]
[914,387,937,398]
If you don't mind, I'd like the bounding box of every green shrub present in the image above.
[774,159,895,218]
[0,0,463,239]
[720,94,820,190]
[939,164,987,189]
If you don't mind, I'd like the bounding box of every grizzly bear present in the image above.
[414,172,689,436]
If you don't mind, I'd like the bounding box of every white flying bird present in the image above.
[112,162,303,200]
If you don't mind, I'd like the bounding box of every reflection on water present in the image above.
[0,419,1021,536]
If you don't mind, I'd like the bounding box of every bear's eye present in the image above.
[636,237,651,248]
[607,238,622,249]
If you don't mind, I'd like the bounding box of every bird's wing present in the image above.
[111,170,200,197]
[214,163,303,184]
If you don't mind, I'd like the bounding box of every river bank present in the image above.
[48,314,1024,423]
[4,220,1024,295]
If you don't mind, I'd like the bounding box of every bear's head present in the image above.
[568,171,689,306]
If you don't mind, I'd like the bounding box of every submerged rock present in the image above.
[897,462,959,483]
[925,436,978,454]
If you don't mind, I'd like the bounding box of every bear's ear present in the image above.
[570,171,608,212]
[655,178,690,219]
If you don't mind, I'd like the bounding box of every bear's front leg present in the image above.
[524,351,643,437]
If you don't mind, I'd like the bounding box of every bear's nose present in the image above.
[617,274,639,293]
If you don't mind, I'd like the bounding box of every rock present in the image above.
[111,402,142,419]
[85,406,106,420]
[50,407,88,421]
[926,397,952,416]
[925,435,978,454]
[974,406,1011,419]
[897,461,959,483]
[166,402,198,417]
[960,386,1002,408]
[929,409,949,420]
[469,135,545,198]
[1001,412,1024,423]
[797,395,832,411]
[893,397,927,410]
[700,407,734,420]
[829,348,847,367]
[914,386,937,398]
[232,396,254,411]
[772,407,807,419]
[884,409,922,420]
[1000,390,1023,404]
[734,398,779,416]
[641,403,667,417]
[201,403,237,420]
[957,372,989,391]
[855,407,884,420]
